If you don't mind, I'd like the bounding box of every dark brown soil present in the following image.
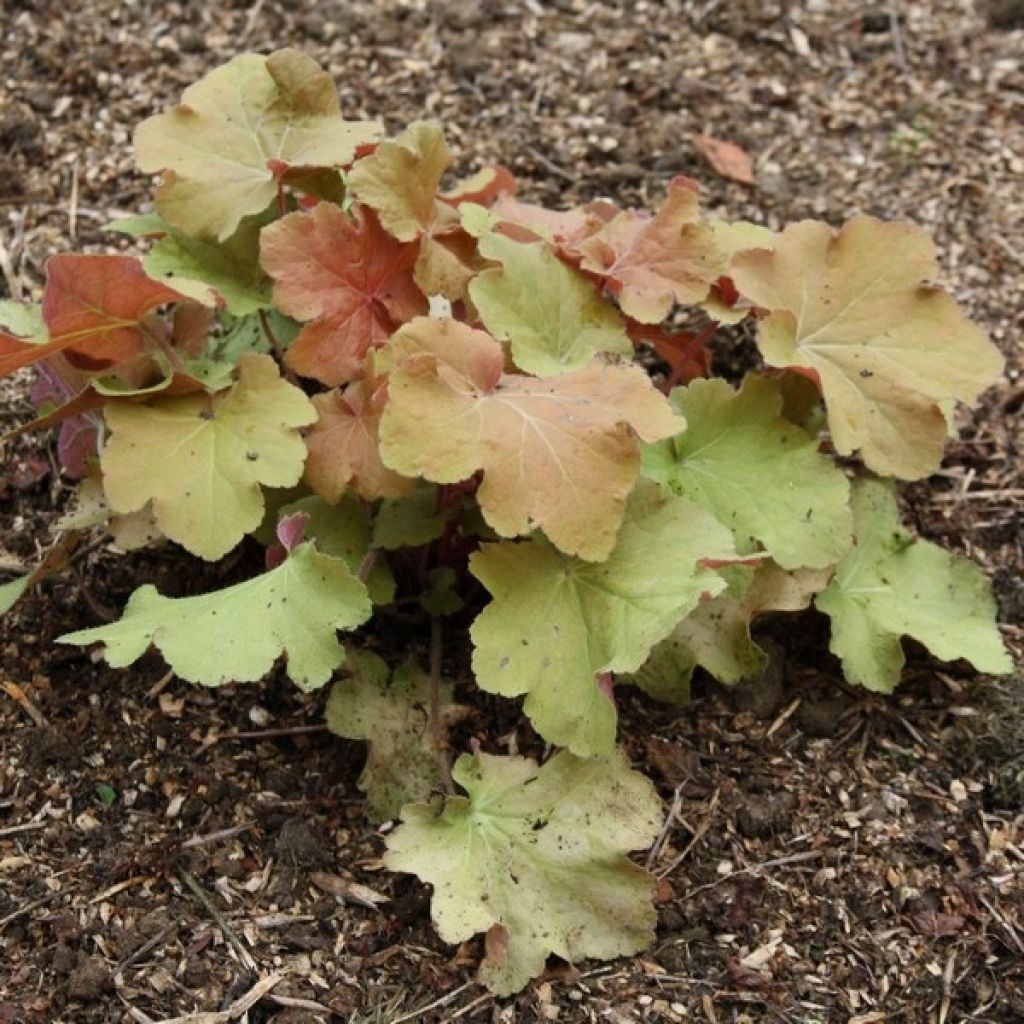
[1,2,1021,1022]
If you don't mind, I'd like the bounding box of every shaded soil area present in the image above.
[1,1,1022,1022]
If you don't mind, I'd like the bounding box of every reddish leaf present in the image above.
[1,255,182,376]
[261,203,426,385]
[304,381,413,502]
[577,178,726,323]
[443,164,517,207]
[627,320,710,385]
[692,134,756,185]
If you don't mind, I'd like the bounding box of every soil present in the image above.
[1,2,1022,1022]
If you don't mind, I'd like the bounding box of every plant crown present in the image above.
[0,49,1012,995]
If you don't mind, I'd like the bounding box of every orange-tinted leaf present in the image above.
[730,217,1005,478]
[577,178,726,323]
[304,381,413,502]
[442,164,517,207]
[0,255,182,377]
[379,318,684,561]
[348,121,452,242]
[692,134,756,185]
[260,203,426,385]
[490,195,617,248]
[627,321,710,385]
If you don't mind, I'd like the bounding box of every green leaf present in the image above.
[100,354,316,560]
[0,301,47,343]
[419,566,464,616]
[630,561,830,695]
[469,483,735,756]
[385,747,662,995]
[135,49,380,241]
[643,375,852,569]
[372,486,455,551]
[469,231,631,376]
[60,541,372,690]
[278,494,394,605]
[0,575,31,615]
[816,478,1012,691]
[326,651,466,820]
[95,784,117,808]
[141,210,274,316]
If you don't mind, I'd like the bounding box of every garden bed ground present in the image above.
[1,1,1022,1021]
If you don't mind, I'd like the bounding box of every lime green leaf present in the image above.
[0,301,47,343]
[729,217,1005,479]
[278,494,394,605]
[384,747,662,995]
[135,49,380,241]
[632,562,831,697]
[100,353,316,560]
[469,231,631,376]
[95,784,117,808]
[0,575,30,615]
[816,478,1012,691]
[380,317,684,561]
[469,484,736,756]
[59,541,371,689]
[643,375,852,569]
[140,210,273,315]
[372,486,455,550]
[326,651,467,820]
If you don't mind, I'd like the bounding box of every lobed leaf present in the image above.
[469,229,631,376]
[100,353,316,560]
[303,380,413,503]
[1,255,183,377]
[469,484,736,756]
[729,217,1005,479]
[60,541,371,689]
[260,202,426,385]
[135,49,380,241]
[816,478,1011,691]
[326,651,467,820]
[277,494,394,605]
[384,747,662,995]
[379,317,684,561]
[643,375,853,569]
[576,177,726,323]
[631,561,831,698]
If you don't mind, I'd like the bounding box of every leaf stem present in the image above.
[430,615,455,795]
[258,309,298,385]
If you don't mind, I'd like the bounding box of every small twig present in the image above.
[657,786,721,879]
[887,0,908,72]
[524,144,576,182]
[0,891,63,932]
[212,724,327,743]
[356,548,378,583]
[258,309,297,384]
[647,783,684,870]
[268,993,332,1014]
[0,680,48,727]
[448,992,495,1021]
[390,981,477,1024]
[429,615,455,795]
[114,920,180,978]
[181,822,256,850]
[176,866,258,972]
[68,158,80,239]
[0,820,48,838]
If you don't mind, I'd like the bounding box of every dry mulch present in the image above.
[1,1,1022,1022]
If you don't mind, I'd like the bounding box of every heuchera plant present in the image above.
[0,50,1013,994]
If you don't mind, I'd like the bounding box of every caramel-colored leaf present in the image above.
[379,318,684,561]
